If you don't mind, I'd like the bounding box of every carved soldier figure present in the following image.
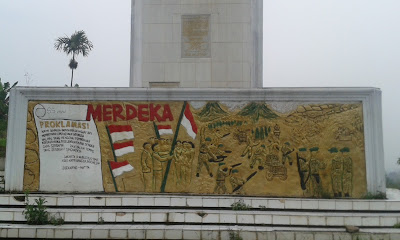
[241,137,260,168]
[196,128,216,177]
[250,144,267,169]
[214,163,231,194]
[329,147,343,197]
[211,129,223,146]
[341,147,353,197]
[209,143,228,162]
[297,148,309,193]
[230,169,245,195]
[281,142,295,165]
[308,147,326,197]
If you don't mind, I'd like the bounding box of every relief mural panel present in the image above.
[23,100,367,198]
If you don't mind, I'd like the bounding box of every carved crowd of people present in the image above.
[140,137,195,192]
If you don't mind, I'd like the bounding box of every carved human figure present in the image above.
[241,137,260,168]
[173,141,184,184]
[214,163,231,194]
[149,137,158,145]
[329,147,343,197]
[341,147,353,197]
[308,147,326,197]
[196,128,216,177]
[158,138,171,153]
[209,143,228,162]
[157,138,171,177]
[151,143,173,192]
[297,148,309,192]
[211,129,223,146]
[140,142,152,192]
[281,142,295,165]
[230,169,245,195]
[196,140,215,177]
[250,144,267,169]
[182,141,195,184]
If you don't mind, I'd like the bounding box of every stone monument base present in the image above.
[0,193,399,239]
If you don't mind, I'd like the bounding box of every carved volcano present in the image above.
[238,102,278,122]
[197,102,228,121]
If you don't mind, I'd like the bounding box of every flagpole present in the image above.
[106,126,118,162]
[153,121,161,139]
[108,161,119,192]
[160,101,187,193]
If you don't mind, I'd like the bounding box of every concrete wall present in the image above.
[130,0,263,89]
[5,87,385,195]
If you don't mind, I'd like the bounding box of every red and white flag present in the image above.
[108,125,134,142]
[113,141,135,157]
[109,161,134,177]
[181,103,198,139]
[157,125,173,135]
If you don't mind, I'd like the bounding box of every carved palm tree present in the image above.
[54,30,93,87]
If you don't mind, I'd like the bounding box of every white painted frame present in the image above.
[5,87,384,195]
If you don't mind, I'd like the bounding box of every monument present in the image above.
[0,1,394,239]
[4,0,385,198]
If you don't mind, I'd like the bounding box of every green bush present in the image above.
[0,139,6,147]
[0,119,7,137]
[0,139,6,157]
[231,200,251,210]
[229,232,243,240]
[49,214,65,226]
[362,192,386,199]
[22,193,64,225]
[23,194,49,225]
[97,217,105,224]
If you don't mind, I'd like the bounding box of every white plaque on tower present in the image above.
[181,15,211,58]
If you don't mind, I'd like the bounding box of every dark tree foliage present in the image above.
[0,78,17,121]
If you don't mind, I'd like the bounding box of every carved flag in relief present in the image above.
[107,125,135,156]
[181,104,198,139]
[108,125,134,142]
[113,141,135,157]
[157,125,174,135]
[109,161,134,177]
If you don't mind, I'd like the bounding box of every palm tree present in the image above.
[54,30,93,87]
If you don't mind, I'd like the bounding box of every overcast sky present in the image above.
[1,0,399,172]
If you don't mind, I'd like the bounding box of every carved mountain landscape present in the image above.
[237,102,279,122]
[197,102,228,122]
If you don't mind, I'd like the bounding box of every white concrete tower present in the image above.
[130,0,263,88]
